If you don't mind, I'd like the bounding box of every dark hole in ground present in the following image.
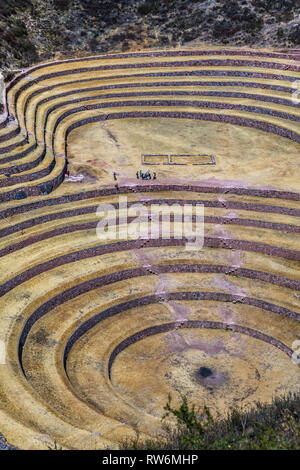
[199,366,213,378]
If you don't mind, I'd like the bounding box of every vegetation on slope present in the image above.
[120,393,300,450]
[0,0,299,70]
[0,0,38,69]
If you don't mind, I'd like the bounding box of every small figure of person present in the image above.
[153,172,156,180]
[136,171,139,179]
[113,172,117,181]
[65,170,70,177]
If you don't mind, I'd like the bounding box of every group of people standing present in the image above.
[113,170,157,185]
[136,170,156,180]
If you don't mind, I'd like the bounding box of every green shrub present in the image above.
[120,392,300,450]
[52,0,70,10]
[289,25,300,45]
[137,1,160,15]
[10,19,27,38]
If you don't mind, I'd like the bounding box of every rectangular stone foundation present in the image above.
[141,153,216,165]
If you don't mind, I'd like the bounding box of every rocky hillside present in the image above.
[0,0,299,70]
